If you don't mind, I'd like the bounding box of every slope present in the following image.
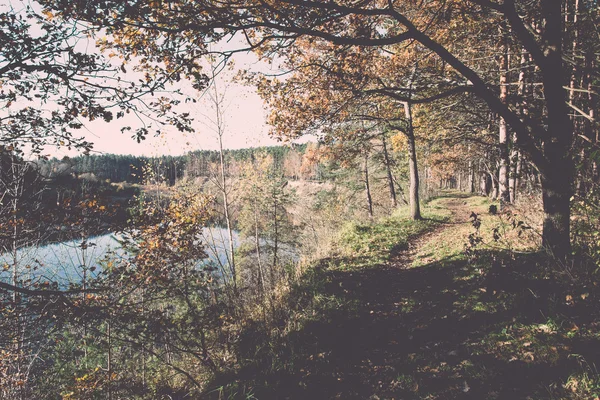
[214,193,600,400]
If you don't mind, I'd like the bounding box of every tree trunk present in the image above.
[479,172,487,196]
[271,192,278,286]
[490,171,499,199]
[510,152,522,202]
[540,122,573,260]
[498,25,511,206]
[253,201,265,294]
[404,101,422,220]
[107,313,113,400]
[364,154,373,219]
[587,54,598,183]
[381,132,398,208]
[512,48,529,203]
[539,0,574,260]
[568,0,580,105]
[540,166,572,260]
[468,158,475,193]
[213,81,237,289]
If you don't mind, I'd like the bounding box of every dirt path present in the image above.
[392,197,472,268]
[252,197,486,399]
[241,194,595,400]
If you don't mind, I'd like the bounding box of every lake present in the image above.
[0,227,241,286]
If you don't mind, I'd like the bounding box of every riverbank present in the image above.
[210,193,600,400]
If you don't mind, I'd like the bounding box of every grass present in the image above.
[335,200,450,268]
[209,192,600,400]
[412,194,540,268]
[412,195,494,267]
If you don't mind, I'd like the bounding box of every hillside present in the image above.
[213,193,600,400]
[2,1,599,398]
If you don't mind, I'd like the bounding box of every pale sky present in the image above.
[55,51,283,158]
[3,0,293,159]
[66,67,280,158]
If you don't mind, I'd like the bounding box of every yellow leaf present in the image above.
[42,10,53,20]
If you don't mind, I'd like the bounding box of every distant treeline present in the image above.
[39,144,316,185]
[0,152,137,249]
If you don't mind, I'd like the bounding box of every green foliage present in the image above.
[572,186,600,272]
[35,329,110,399]
[337,205,446,266]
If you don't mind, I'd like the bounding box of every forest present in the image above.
[40,145,311,186]
[1,1,599,399]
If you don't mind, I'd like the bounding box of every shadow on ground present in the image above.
[214,251,599,400]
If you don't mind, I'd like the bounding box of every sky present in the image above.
[54,50,284,158]
[64,66,282,158]
[3,0,297,159]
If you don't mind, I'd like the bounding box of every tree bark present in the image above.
[498,25,511,206]
[468,160,475,193]
[491,171,499,199]
[510,152,522,202]
[381,132,397,208]
[587,53,598,182]
[512,48,529,203]
[539,0,574,260]
[568,0,580,105]
[253,200,265,294]
[404,101,422,220]
[212,78,237,289]
[540,165,572,260]
[364,154,373,219]
[271,189,279,286]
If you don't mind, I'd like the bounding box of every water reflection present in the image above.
[0,227,240,286]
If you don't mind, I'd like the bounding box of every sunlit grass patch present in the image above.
[336,203,447,268]
[563,365,600,400]
[413,194,541,268]
[412,196,492,267]
[412,223,472,267]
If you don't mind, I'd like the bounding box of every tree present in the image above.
[238,154,297,298]
[0,3,200,158]
[41,0,597,258]
[497,24,511,206]
[77,189,217,398]
[282,148,302,180]
[0,152,47,399]
[252,41,424,218]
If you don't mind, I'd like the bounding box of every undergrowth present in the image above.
[207,193,600,400]
[335,201,449,267]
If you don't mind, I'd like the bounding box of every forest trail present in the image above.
[283,196,486,399]
[236,193,597,400]
[314,197,479,398]
[391,196,472,269]
[243,195,499,399]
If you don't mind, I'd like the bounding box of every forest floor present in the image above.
[225,192,600,400]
